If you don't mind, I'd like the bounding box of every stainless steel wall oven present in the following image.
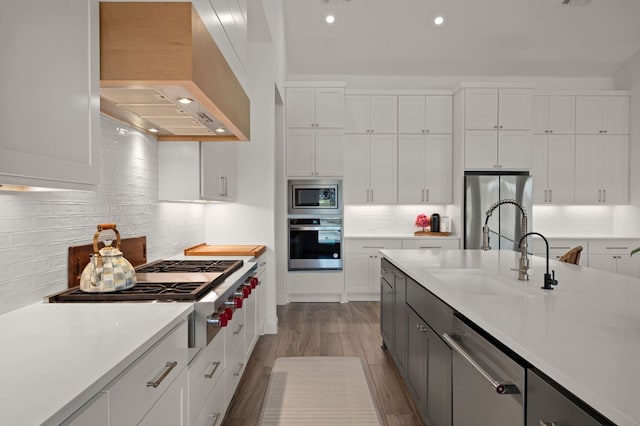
[288,218,342,270]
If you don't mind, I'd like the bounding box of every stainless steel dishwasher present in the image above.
[443,316,525,426]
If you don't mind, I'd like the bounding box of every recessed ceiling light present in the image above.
[326,14,335,24]
[215,128,226,133]
[177,97,194,104]
[434,16,444,26]
[148,128,159,133]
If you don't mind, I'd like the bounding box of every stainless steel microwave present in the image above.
[288,179,342,215]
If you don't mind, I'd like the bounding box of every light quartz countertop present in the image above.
[380,248,640,426]
[345,233,460,239]
[0,302,193,425]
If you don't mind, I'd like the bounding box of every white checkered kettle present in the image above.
[80,224,137,293]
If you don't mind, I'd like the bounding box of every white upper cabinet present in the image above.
[575,95,629,135]
[460,88,531,170]
[344,95,397,134]
[532,96,575,135]
[530,134,575,204]
[0,0,100,190]
[286,87,344,128]
[398,134,452,204]
[574,135,628,204]
[201,142,237,201]
[398,95,452,134]
[465,89,530,130]
[286,129,343,177]
[343,134,397,204]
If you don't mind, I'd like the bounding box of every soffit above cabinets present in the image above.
[99,2,250,141]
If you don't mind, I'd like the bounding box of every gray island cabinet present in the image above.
[380,249,632,426]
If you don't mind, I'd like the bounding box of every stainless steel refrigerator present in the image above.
[464,172,532,250]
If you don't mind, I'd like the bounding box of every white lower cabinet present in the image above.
[192,378,225,426]
[106,321,188,425]
[139,368,188,426]
[188,330,225,425]
[224,306,247,409]
[345,239,402,300]
[588,240,640,278]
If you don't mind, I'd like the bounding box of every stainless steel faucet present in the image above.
[481,199,530,281]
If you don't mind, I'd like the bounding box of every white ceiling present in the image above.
[282,0,640,77]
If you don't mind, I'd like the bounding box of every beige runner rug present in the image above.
[258,356,382,425]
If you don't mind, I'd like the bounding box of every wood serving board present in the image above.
[184,243,266,258]
[68,236,147,288]
[414,231,451,236]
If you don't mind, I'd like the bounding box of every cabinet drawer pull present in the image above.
[211,412,221,426]
[363,246,384,249]
[606,247,628,250]
[233,362,245,376]
[443,333,519,395]
[416,324,428,333]
[539,421,559,426]
[419,246,441,249]
[204,361,221,379]
[550,246,570,250]
[233,324,244,335]
[146,361,178,388]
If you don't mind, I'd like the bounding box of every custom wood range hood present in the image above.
[100,2,250,141]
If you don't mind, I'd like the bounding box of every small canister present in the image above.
[430,213,440,232]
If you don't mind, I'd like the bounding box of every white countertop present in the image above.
[0,302,193,425]
[345,233,460,239]
[380,249,640,426]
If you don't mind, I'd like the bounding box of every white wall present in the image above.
[203,0,286,333]
[0,116,205,315]
[612,48,640,235]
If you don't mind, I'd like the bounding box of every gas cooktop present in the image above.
[48,259,244,303]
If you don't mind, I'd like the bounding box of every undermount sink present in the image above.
[430,272,533,297]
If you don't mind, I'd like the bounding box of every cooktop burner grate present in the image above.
[50,281,214,302]
[135,259,243,274]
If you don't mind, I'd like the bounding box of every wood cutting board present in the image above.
[184,243,266,258]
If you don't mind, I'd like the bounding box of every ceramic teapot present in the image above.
[80,224,137,292]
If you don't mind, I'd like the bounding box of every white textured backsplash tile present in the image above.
[0,116,205,314]
[532,205,615,236]
[345,205,452,234]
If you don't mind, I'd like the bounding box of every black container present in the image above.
[430,213,440,232]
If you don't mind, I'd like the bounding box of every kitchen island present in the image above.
[381,248,640,426]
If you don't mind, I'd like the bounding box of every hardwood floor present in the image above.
[222,302,423,426]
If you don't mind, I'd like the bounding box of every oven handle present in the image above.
[288,226,342,231]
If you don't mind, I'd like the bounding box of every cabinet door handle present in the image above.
[603,189,606,202]
[233,323,244,335]
[416,324,428,333]
[549,189,552,202]
[211,412,221,426]
[233,362,245,376]
[443,333,520,395]
[539,421,559,426]
[204,361,221,379]
[598,189,602,202]
[425,188,429,202]
[146,361,178,388]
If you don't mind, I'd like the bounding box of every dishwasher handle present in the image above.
[443,333,520,395]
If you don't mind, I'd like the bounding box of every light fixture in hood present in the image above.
[100,2,250,141]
